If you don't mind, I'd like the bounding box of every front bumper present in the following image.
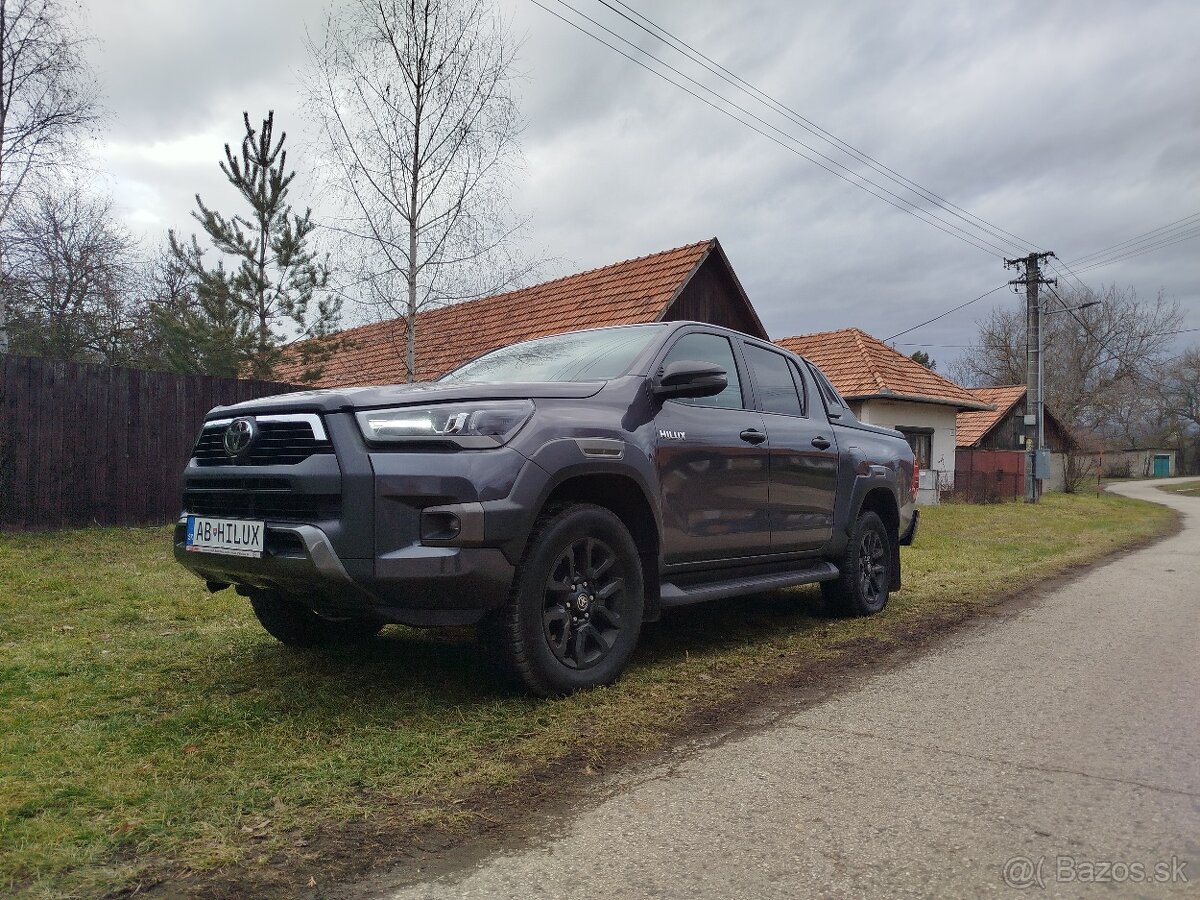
[174,518,515,626]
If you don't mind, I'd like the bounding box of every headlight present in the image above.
[356,400,534,448]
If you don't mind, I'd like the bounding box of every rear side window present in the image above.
[662,333,744,409]
[807,362,846,413]
[744,345,804,417]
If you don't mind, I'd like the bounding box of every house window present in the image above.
[897,427,933,469]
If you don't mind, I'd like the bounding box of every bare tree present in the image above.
[0,0,100,352]
[305,0,532,382]
[1,182,139,363]
[1155,347,1200,474]
[0,0,100,225]
[948,283,1182,439]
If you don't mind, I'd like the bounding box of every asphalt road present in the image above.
[380,479,1199,899]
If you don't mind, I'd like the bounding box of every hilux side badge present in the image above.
[658,429,686,440]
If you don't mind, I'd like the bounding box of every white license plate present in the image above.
[186,516,265,557]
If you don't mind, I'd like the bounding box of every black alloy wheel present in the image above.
[484,503,645,696]
[542,537,627,670]
[857,528,888,610]
[820,509,892,617]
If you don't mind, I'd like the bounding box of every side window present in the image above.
[744,345,804,417]
[807,362,845,413]
[661,333,744,409]
[788,360,810,416]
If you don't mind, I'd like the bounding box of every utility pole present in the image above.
[1004,251,1055,502]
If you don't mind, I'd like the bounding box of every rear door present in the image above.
[653,331,771,565]
[741,343,839,551]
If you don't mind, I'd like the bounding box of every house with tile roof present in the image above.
[775,328,993,503]
[955,385,1075,452]
[277,238,766,387]
[954,385,1080,496]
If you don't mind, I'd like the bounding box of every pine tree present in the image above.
[169,111,339,380]
[910,350,937,371]
[144,245,254,377]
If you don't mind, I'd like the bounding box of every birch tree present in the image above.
[306,0,530,382]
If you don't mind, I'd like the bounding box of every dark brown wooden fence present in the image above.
[0,355,298,531]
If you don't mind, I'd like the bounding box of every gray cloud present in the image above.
[84,0,1199,362]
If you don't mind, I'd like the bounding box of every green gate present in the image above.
[1153,455,1171,477]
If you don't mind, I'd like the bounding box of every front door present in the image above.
[1154,454,1170,477]
[654,332,771,565]
[741,344,839,551]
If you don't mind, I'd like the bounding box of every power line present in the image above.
[591,6,1198,297]
[889,208,1200,345]
[898,327,1200,349]
[593,0,1036,258]
[1069,226,1200,275]
[1067,210,1200,267]
[530,0,1012,257]
[535,0,1197,347]
[883,284,1009,341]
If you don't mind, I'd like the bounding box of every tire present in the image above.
[483,504,645,696]
[821,510,892,617]
[249,592,382,647]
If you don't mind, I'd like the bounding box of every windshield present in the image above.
[440,325,663,383]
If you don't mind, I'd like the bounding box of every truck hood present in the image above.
[208,380,607,418]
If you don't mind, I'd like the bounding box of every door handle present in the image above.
[739,429,767,445]
[811,436,832,450]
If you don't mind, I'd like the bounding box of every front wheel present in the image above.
[821,510,892,617]
[484,504,645,696]
[249,592,382,647]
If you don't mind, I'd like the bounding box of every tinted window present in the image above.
[788,360,811,414]
[807,362,845,410]
[662,333,744,409]
[442,325,662,383]
[744,345,804,416]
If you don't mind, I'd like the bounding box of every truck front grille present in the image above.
[192,417,335,467]
[183,477,340,521]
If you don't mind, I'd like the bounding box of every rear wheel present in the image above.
[484,504,644,696]
[249,592,382,647]
[821,510,892,617]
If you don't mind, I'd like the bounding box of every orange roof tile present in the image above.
[278,239,716,386]
[955,385,1028,447]
[775,328,993,410]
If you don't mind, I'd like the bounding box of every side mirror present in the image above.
[652,359,729,400]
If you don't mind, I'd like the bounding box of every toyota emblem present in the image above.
[223,417,258,458]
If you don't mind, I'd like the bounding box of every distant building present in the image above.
[954,385,1077,496]
[955,385,1075,452]
[775,328,992,504]
[277,238,766,386]
[1097,447,1178,478]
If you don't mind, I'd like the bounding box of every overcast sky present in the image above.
[86,0,1199,368]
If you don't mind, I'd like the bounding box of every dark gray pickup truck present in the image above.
[175,321,918,695]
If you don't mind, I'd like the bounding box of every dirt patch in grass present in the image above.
[0,493,1177,898]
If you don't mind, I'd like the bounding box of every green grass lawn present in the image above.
[0,493,1176,897]
[1157,479,1200,495]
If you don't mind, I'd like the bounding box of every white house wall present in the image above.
[853,400,959,505]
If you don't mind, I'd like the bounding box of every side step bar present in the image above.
[659,561,840,608]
